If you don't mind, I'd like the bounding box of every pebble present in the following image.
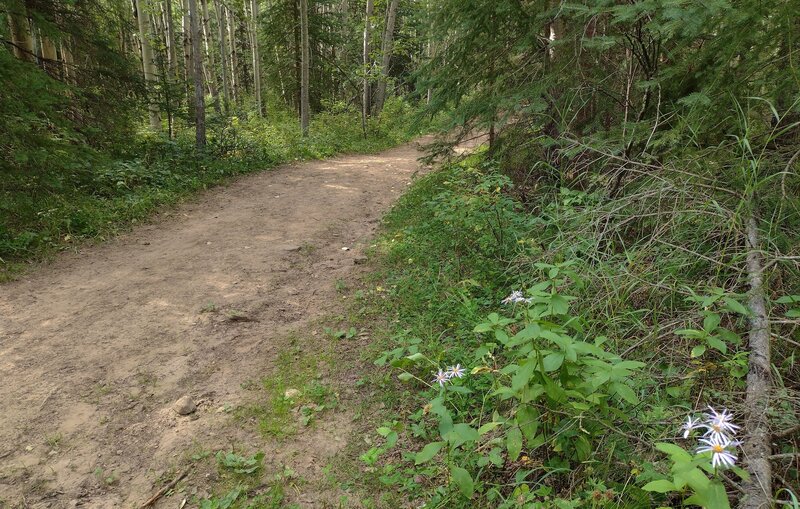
[284,388,301,399]
[173,395,196,416]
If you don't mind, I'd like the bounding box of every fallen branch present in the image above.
[739,209,773,509]
[774,424,800,439]
[140,470,187,508]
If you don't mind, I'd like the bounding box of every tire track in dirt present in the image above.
[0,140,430,508]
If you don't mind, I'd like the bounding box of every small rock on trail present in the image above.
[173,395,196,415]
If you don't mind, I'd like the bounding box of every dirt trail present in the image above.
[0,140,429,508]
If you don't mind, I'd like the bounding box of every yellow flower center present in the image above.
[712,444,724,453]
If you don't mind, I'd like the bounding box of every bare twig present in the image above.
[774,424,800,439]
[140,470,188,508]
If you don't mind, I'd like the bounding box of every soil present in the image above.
[0,140,431,509]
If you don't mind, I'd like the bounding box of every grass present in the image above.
[318,146,799,507]
[0,98,429,281]
[235,342,336,439]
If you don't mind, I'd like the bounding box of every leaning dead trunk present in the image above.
[373,0,399,115]
[739,207,772,509]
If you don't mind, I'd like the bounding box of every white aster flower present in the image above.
[704,406,740,441]
[502,290,531,305]
[446,364,465,379]
[432,369,449,387]
[682,415,702,439]
[696,434,738,469]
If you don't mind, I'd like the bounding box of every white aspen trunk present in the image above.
[165,0,178,77]
[135,0,162,131]
[361,0,373,135]
[300,0,310,136]
[189,0,206,147]
[40,34,58,74]
[251,0,263,116]
[274,44,286,103]
[200,0,220,113]
[183,0,194,117]
[373,0,399,115]
[213,0,230,114]
[227,5,239,104]
[60,39,74,83]
[8,11,35,63]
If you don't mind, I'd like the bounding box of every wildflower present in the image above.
[447,364,466,379]
[432,369,449,387]
[682,415,702,439]
[696,434,738,469]
[502,290,531,305]
[704,406,740,441]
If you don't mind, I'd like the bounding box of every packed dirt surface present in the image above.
[0,140,430,508]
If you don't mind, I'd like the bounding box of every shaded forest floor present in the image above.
[0,139,433,508]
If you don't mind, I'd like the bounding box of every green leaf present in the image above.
[517,405,540,441]
[450,466,474,498]
[447,423,479,448]
[612,382,639,405]
[691,344,707,357]
[655,442,692,462]
[703,313,721,332]
[550,294,570,315]
[494,329,509,344]
[414,441,445,464]
[787,309,800,318]
[511,360,537,392]
[666,386,684,398]
[477,421,502,435]
[642,479,676,493]
[542,352,564,372]
[405,353,426,361]
[397,372,413,381]
[473,323,492,333]
[722,297,749,315]
[706,336,727,353]
[506,426,523,461]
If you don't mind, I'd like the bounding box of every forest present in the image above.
[1,0,799,508]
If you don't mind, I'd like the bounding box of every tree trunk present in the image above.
[8,10,35,63]
[189,0,206,147]
[214,0,230,114]
[60,39,74,83]
[200,0,220,114]
[373,0,399,115]
[183,0,194,119]
[251,0,263,116]
[740,207,772,509]
[227,5,239,104]
[40,35,58,74]
[299,0,310,136]
[135,0,162,131]
[165,0,178,78]
[361,0,373,136]
[293,0,300,114]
